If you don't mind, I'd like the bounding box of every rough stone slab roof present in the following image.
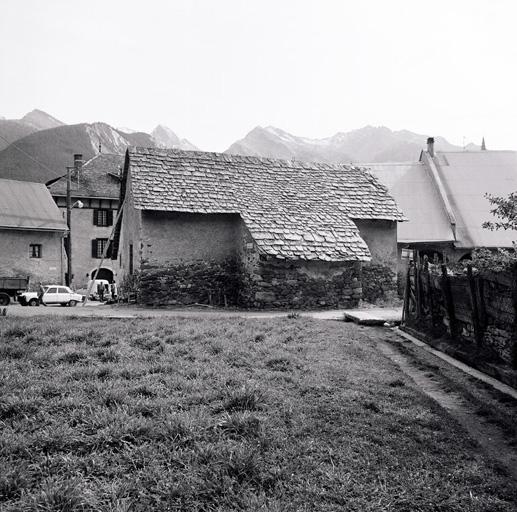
[48,153,122,199]
[124,147,405,261]
[0,178,68,232]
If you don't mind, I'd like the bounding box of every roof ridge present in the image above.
[128,145,360,171]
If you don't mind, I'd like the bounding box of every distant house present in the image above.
[111,147,405,307]
[368,138,517,264]
[47,153,122,288]
[0,178,67,285]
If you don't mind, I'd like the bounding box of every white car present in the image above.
[19,286,84,307]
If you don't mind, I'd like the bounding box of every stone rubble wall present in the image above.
[361,263,398,303]
[240,257,362,309]
[138,260,241,307]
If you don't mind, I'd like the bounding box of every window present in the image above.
[129,244,134,275]
[91,238,111,259]
[30,244,42,258]
[93,209,113,227]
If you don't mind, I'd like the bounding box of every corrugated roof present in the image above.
[434,151,517,248]
[0,178,68,231]
[122,147,405,262]
[48,153,122,199]
[367,162,455,243]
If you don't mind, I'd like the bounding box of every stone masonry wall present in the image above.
[138,259,240,307]
[239,224,362,309]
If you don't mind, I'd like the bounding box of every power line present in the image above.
[0,132,60,178]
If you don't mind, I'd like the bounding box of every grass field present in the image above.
[1,316,516,511]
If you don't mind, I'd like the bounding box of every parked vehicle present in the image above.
[0,276,30,306]
[18,286,47,306]
[19,285,84,307]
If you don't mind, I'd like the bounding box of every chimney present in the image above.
[427,137,435,157]
[73,154,83,170]
[73,154,83,187]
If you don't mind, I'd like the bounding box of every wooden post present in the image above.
[66,166,72,286]
[402,263,411,324]
[467,264,483,344]
[511,264,517,369]
[441,264,457,339]
[476,277,487,330]
[415,262,422,319]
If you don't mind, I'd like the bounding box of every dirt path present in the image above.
[377,337,517,481]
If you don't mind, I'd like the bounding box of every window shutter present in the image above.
[107,210,113,226]
[93,210,98,226]
[91,239,97,258]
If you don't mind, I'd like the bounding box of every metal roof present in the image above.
[434,151,517,248]
[0,178,67,231]
[366,162,455,244]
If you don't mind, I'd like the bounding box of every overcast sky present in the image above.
[1,0,516,151]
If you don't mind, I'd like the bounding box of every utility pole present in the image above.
[66,166,73,287]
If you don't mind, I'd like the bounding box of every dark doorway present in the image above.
[91,268,114,282]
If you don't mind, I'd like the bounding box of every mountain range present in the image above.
[0,111,198,182]
[0,109,479,183]
[225,125,480,163]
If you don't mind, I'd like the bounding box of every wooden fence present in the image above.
[402,258,517,369]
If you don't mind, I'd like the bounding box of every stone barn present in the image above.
[111,147,404,308]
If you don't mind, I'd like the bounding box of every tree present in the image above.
[483,192,517,231]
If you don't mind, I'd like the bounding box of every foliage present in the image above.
[483,192,517,232]
[119,270,141,299]
[452,247,517,274]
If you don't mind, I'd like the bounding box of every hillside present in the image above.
[0,109,65,151]
[0,122,198,183]
[226,126,478,163]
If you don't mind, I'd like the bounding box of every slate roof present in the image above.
[120,147,404,262]
[48,153,122,199]
[367,162,456,243]
[0,178,68,232]
[433,151,517,248]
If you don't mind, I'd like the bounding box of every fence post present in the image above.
[440,265,457,339]
[511,264,517,369]
[467,264,483,345]
[415,262,422,319]
[402,263,411,324]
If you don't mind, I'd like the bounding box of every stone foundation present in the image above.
[240,258,362,309]
[138,260,241,306]
[361,263,398,303]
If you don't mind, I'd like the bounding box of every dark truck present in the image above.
[0,277,30,306]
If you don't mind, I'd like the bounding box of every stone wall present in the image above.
[138,259,240,306]
[130,218,364,309]
[353,219,398,302]
[0,229,64,287]
[239,224,362,309]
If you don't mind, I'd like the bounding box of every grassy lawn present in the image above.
[1,316,516,511]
